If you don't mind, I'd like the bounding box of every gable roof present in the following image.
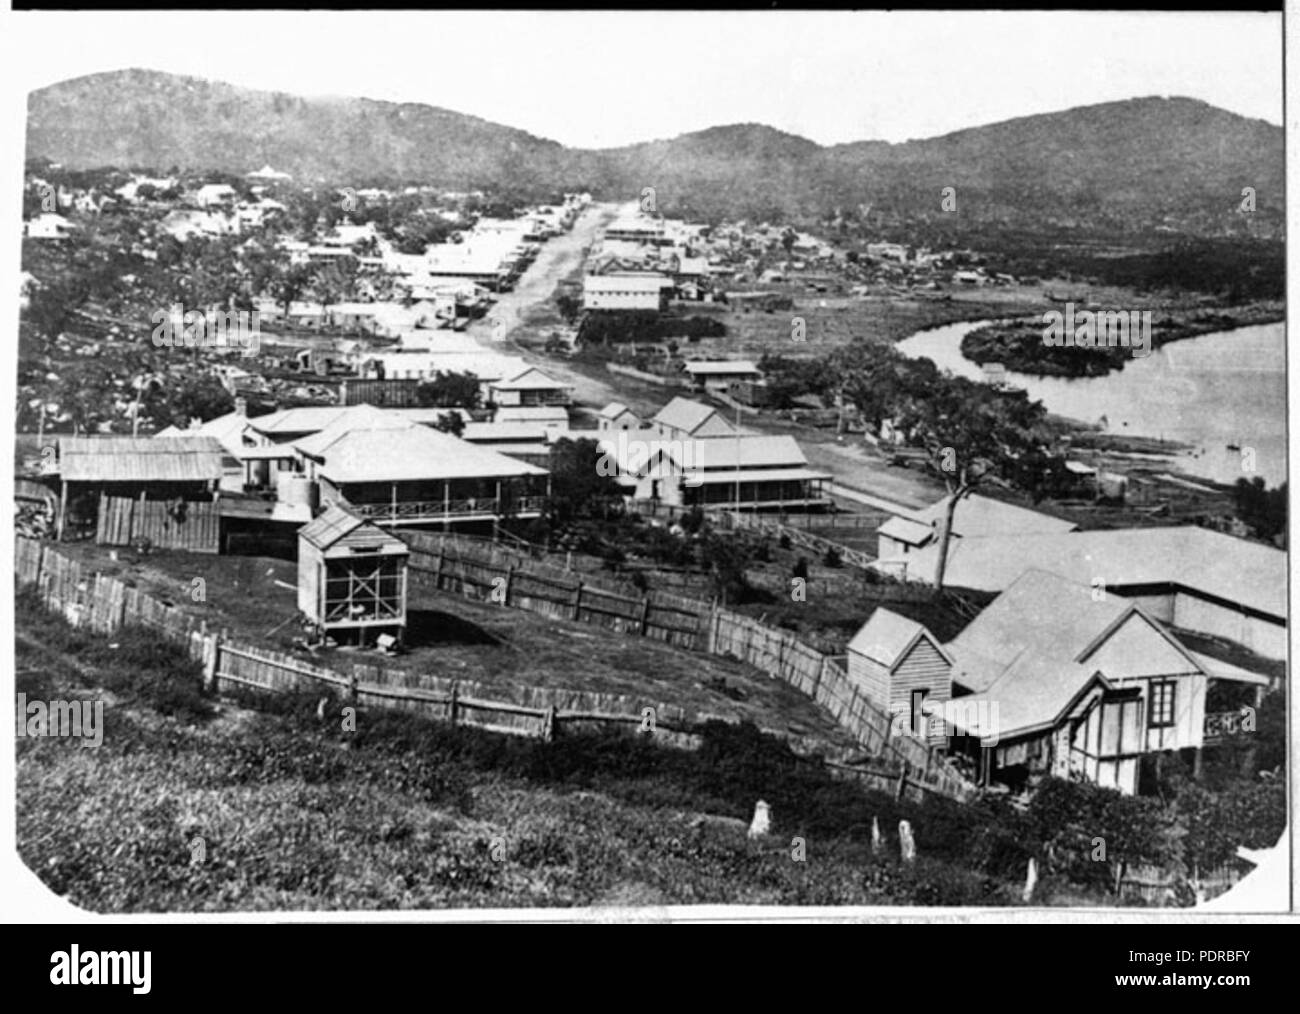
[292,405,417,458]
[247,405,352,438]
[900,527,1285,621]
[878,515,935,547]
[155,411,254,457]
[313,426,547,484]
[946,569,1202,694]
[952,661,1113,740]
[489,367,572,391]
[599,401,633,419]
[299,504,405,552]
[848,608,950,670]
[914,493,1078,538]
[58,436,224,483]
[652,397,732,436]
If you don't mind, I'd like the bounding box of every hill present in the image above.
[27,70,1284,234]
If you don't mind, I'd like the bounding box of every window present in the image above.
[1148,680,1177,728]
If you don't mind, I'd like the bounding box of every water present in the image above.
[896,319,1287,486]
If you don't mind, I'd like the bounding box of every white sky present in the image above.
[1,10,1286,148]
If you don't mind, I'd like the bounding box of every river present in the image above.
[896,319,1287,486]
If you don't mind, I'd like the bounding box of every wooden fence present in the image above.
[398,532,976,801]
[96,494,220,553]
[715,509,876,570]
[16,535,976,802]
[1120,860,1246,906]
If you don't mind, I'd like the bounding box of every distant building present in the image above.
[875,525,1286,662]
[194,183,239,208]
[582,273,671,311]
[487,367,573,408]
[24,213,77,240]
[597,402,640,432]
[876,493,1078,561]
[682,360,762,393]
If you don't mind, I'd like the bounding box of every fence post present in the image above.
[448,683,459,726]
[542,705,557,742]
[571,580,583,621]
[895,766,908,802]
[503,563,515,606]
[704,598,719,653]
[202,632,220,692]
[637,594,650,636]
[347,667,358,705]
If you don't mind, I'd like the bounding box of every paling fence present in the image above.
[400,532,977,801]
[712,509,877,570]
[15,535,976,802]
[96,494,221,553]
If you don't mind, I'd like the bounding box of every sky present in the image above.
[1,10,1285,149]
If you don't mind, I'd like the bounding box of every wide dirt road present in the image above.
[467,202,615,346]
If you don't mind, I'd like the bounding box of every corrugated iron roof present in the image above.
[299,503,407,552]
[848,608,933,669]
[317,426,547,484]
[652,397,728,435]
[59,436,224,483]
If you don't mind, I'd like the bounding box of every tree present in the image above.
[916,382,1053,594]
[1233,477,1287,543]
[272,263,313,321]
[433,411,465,438]
[555,292,581,325]
[311,255,360,316]
[22,278,81,342]
[1028,776,1186,897]
[142,374,234,431]
[837,343,1057,594]
[414,371,481,410]
[699,530,756,604]
[545,437,625,527]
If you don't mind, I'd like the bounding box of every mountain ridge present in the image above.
[27,69,1284,233]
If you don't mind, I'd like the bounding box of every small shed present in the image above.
[597,401,640,432]
[56,435,224,549]
[847,608,953,739]
[297,504,409,646]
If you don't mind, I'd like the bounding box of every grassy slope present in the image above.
[16,589,1026,912]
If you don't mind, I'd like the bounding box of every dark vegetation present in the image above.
[1232,477,1287,543]
[577,310,726,347]
[959,306,1283,378]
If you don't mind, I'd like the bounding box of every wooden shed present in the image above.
[55,435,224,550]
[847,608,953,742]
[297,504,409,646]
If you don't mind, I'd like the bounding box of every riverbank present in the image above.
[958,301,1283,378]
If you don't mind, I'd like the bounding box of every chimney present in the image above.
[234,396,247,418]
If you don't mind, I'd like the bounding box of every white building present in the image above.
[582,273,671,311]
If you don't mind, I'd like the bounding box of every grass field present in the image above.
[48,540,861,748]
[16,590,1035,911]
